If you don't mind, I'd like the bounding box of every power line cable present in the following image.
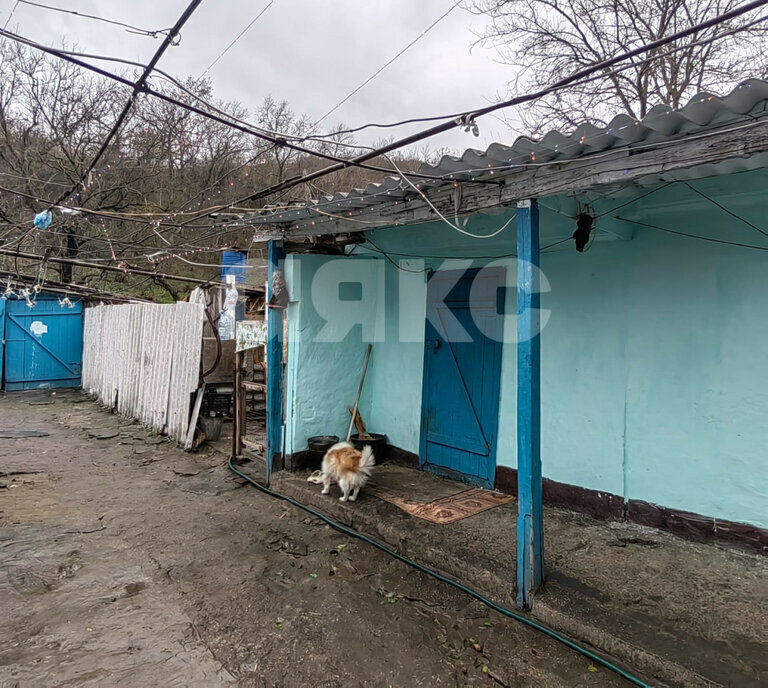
[4,7,765,154]
[1,29,484,188]
[1,0,19,30]
[200,0,275,77]
[49,0,205,209]
[2,1,765,245]
[16,0,178,40]
[6,0,765,226]
[170,0,768,225]
[314,0,461,126]
[307,11,768,141]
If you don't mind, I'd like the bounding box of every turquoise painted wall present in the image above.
[284,253,382,453]
[284,171,768,528]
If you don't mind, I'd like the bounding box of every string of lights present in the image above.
[216,119,768,238]
[4,110,763,267]
[0,2,765,292]
[0,268,151,302]
[4,1,766,237]
[0,184,212,229]
[174,0,768,226]
[0,246,242,286]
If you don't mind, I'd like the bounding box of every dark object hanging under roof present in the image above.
[573,212,595,252]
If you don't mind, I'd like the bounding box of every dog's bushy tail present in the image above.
[359,445,375,476]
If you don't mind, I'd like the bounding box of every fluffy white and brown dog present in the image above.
[320,441,375,502]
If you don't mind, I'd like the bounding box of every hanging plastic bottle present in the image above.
[218,309,233,341]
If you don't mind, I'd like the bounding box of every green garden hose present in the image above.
[228,456,651,687]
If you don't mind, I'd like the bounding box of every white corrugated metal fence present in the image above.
[82,302,204,444]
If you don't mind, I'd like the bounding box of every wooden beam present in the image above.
[516,199,544,610]
[265,240,285,487]
[233,351,244,457]
[246,120,768,239]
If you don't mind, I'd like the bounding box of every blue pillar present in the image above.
[516,199,544,609]
[266,240,285,487]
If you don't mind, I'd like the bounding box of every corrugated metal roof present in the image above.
[234,79,768,227]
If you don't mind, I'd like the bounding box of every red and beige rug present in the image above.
[370,485,513,524]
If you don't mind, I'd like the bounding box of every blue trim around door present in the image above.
[419,267,506,488]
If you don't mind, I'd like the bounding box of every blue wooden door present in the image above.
[3,297,84,390]
[420,268,505,487]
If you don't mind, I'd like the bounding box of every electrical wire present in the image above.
[0,268,148,301]
[200,0,275,77]
[361,235,574,271]
[4,6,761,156]
[595,183,674,218]
[7,0,767,228]
[49,0,205,209]
[0,184,211,229]
[16,0,178,40]
[682,181,768,237]
[314,0,461,126]
[1,0,19,30]
[383,153,514,238]
[306,10,768,141]
[1,3,765,267]
[240,121,766,236]
[227,457,650,687]
[616,216,768,250]
[0,29,489,191]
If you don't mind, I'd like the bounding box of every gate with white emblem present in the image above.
[2,295,84,390]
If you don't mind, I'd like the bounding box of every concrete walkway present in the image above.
[272,463,767,688]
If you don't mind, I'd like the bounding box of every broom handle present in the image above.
[346,344,372,442]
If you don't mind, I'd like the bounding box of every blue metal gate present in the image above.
[2,296,84,390]
[419,268,505,487]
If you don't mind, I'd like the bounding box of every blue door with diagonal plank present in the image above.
[419,268,505,487]
[3,296,83,390]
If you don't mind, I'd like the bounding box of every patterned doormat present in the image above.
[370,485,513,524]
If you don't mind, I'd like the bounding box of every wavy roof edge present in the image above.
[419,78,768,175]
[239,78,768,223]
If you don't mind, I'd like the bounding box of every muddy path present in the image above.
[0,391,628,687]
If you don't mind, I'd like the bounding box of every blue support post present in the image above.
[516,199,544,609]
[266,240,285,487]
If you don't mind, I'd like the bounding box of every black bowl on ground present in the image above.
[350,433,388,462]
[307,435,339,470]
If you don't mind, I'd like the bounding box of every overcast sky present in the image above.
[2,0,523,156]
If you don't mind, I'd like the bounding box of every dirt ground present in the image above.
[0,391,632,688]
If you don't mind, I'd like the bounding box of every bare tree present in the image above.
[256,96,314,183]
[0,41,445,299]
[469,0,768,134]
